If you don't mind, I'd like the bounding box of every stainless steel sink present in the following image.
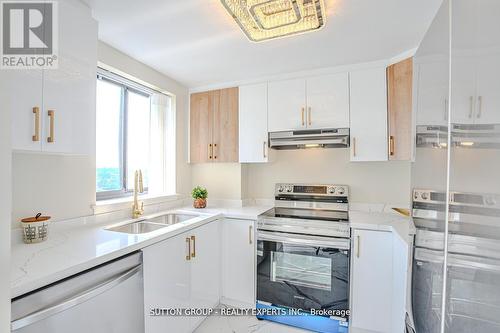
[146,213,198,225]
[106,221,167,234]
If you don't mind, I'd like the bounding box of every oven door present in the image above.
[257,230,350,316]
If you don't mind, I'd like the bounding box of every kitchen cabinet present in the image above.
[143,220,221,333]
[350,229,408,333]
[221,218,255,307]
[306,73,350,129]
[387,58,413,161]
[449,0,500,125]
[144,230,191,333]
[349,67,388,161]
[268,78,306,132]
[190,87,238,163]
[415,60,449,126]
[267,73,349,132]
[5,0,97,154]
[238,83,269,163]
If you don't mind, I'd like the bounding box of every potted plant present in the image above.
[192,186,208,209]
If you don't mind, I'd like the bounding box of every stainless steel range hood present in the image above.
[416,124,500,149]
[269,128,350,149]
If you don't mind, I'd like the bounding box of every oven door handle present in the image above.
[257,230,350,250]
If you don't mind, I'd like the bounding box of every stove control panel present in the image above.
[275,183,349,197]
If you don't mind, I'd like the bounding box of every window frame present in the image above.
[96,73,152,201]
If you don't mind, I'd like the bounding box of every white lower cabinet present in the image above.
[143,220,221,333]
[221,218,256,306]
[350,229,408,333]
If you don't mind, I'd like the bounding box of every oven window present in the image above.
[271,251,332,291]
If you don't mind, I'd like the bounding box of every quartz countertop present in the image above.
[10,203,413,299]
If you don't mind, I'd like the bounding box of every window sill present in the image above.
[93,193,183,215]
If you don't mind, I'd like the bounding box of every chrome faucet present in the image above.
[132,169,144,218]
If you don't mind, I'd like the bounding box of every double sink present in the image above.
[105,213,199,234]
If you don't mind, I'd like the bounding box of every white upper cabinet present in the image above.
[267,74,350,132]
[6,0,97,154]
[475,53,500,123]
[349,67,388,161]
[239,83,269,163]
[305,73,350,129]
[415,61,449,126]
[42,0,97,154]
[268,78,306,132]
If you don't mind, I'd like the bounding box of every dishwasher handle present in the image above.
[11,264,142,331]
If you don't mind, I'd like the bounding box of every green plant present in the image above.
[191,186,208,200]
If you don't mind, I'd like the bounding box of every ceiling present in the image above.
[83,0,442,88]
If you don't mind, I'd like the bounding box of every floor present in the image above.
[194,314,311,333]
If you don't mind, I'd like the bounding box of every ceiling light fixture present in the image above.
[221,0,326,42]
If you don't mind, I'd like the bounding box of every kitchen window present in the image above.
[96,69,175,200]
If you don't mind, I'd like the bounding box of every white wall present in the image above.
[244,149,412,205]
[191,163,243,200]
[0,84,12,330]
[11,41,191,227]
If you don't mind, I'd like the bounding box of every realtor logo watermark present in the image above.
[1,1,58,69]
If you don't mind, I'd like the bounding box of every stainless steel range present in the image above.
[412,189,500,333]
[256,183,350,333]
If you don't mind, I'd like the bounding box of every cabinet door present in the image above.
[351,229,393,333]
[268,78,306,132]
[190,221,221,331]
[387,58,413,161]
[306,73,350,129]
[4,69,44,151]
[451,56,477,124]
[190,91,213,163]
[213,87,239,162]
[42,0,97,154]
[143,233,191,333]
[415,61,449,126]
[349,68,388,161]
[475,53,500,124]
[239,83,268,163]
[221,219,255,306]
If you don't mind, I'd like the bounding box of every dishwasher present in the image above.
[11,251,144,333]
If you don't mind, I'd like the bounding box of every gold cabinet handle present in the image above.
[249,225,253,244]
[301,107,305,126]
[308,107,312,126]
[213,143,217,160]
[356,235,360,258]
[186,237,191,260]
[190,235,196,258]
[32,107,40,142]
[469,96,474,118]
[208,144,212,160]
[352,137,357,157]
[477,96,482,118]
[389,136,395,156]
[47,110,55,143]
[263,141,267,159]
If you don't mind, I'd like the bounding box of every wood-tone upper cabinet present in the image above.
[190,87,238,163]
[214,87,239,162]
[387,58,413,161]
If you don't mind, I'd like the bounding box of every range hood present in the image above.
[416,124,500,149]
[269,128,350,150]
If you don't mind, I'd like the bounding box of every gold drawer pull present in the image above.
[301,107,305,126]
[308,107,312,126]
[47,110,55,143]
[190,235,196,258]
[32,107,40,142]
[389,136,395,156]
[186,237,191,260]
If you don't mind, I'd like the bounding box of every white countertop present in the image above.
[10,203,413,299]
